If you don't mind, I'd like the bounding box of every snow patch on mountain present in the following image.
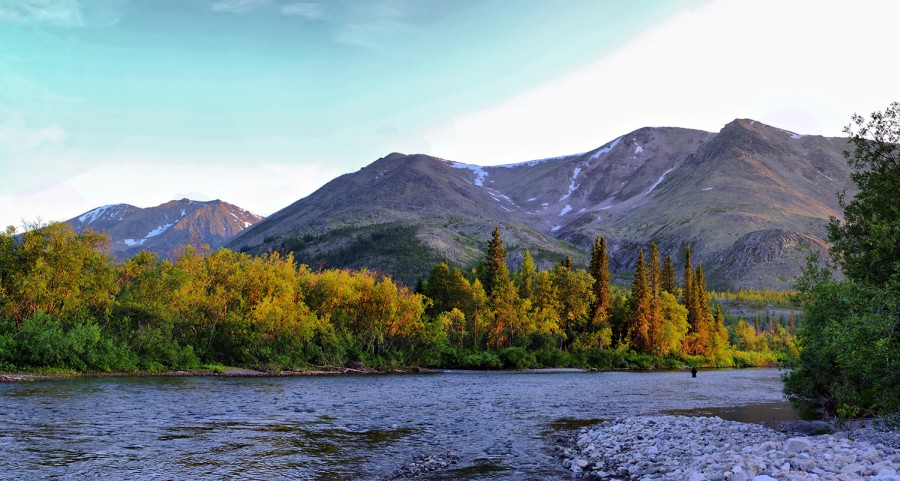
[145,223,173,239]
[644,167,676,196]
[559,166,583,201]
[450,162,488,186]
[495,152,584,169]
[559,205,572,216]
[590,136,623,160]
[124,239,145,247]
[635,144,644,154]
[78,204,124,224]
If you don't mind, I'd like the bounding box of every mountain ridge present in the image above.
[227,118,852,289]
[68,198,263,260]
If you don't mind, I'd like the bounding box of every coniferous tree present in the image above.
[694,264,712,355]
[484,226,509,296]
[661,255,677,295]
[589,236,612,331]
[515,249,536,301]
[627,250,652,353]
[647,243,664,355]
[683,246,695,325]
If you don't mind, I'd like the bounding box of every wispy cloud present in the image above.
[332,0,413,50]
[211,0,272,14]
[281,2,324,20]
[0,117,68,152]
[0,0,85,27]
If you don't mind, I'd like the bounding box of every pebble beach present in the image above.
[560,415,899,481]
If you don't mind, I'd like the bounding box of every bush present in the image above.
[17,313,136,371]
[784,281,899,418]
[498,347,536,369]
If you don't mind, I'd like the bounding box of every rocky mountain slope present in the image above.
[68,199,263,259]
[229,119,852,289]
[228,153,585,282]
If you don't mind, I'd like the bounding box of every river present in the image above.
[0,368,801,480]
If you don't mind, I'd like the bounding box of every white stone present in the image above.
[785,437,813,453]
[575,459,589,468]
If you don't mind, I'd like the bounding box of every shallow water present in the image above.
[0,368,799,480]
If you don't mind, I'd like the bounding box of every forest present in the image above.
[0,221,795,374]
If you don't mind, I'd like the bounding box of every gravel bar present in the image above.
[559,415,899,481]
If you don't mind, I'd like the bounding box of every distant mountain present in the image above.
[228,119,852,289]
[68,199,263,259]
[227,153,585,283]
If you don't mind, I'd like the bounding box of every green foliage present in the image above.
[16,312,136,371]
[784,281,898,418]
[829,102,900,285]
[497,347,536,369]
[0,222,796,375]
[784,104,900,421]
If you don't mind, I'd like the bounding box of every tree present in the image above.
[515,249,536,301]
[484,226,510,295]
[647,243,664,355]
[658,291,688,356]
[785,103,900,419]
[683,246,696,327]
[550,263,595,349]
[661,255,677,295]
[828,101,900,285]
[694,264,713,355]
[627,250,652,353]
[589,236,612,332]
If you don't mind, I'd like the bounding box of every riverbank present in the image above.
[0,365,435,381]
[560,415,899,480]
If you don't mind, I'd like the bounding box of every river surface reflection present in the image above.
[0,368,800,480]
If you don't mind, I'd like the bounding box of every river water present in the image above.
[0,369,800,480]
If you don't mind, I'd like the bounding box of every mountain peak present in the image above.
[66,198,262,259]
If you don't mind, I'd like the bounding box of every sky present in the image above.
[1,0,898,228]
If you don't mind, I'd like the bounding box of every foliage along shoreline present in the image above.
[0,218,795,377]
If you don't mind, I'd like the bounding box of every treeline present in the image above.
[420,228,792,369]
[0,222,793,373]
[0,223,432,372]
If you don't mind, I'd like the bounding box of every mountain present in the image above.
[228,119,853,289]
[68,199,263,259]
[228,153,585,283]
[549,119,851,288]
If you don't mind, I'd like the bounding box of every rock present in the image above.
[874,475,900,481]
[575,459,589,468]
[841,464,864,475]
[785,437,813,453]
[752,476,778,481]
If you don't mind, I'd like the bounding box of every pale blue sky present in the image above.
[1,0,898,227]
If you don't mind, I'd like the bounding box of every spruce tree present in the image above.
[694,264,712,355]
[589,236,612,328]
[683,246,695,323]
[515,249,536,301]
[484,226,510,295]
[661,255,677,295]
[648,243,664,354]
[628,250,652,353]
